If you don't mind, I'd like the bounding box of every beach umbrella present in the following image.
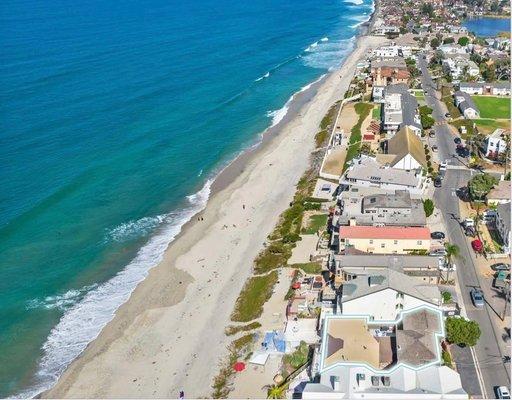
[291,282,301,290]
[233,361,246,372]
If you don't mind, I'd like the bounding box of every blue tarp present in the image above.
[262,331,286,353]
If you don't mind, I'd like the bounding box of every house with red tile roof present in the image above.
[339,225,431,255]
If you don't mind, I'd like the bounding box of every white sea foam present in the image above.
[302,36,356,70]
[345,0,363,4]
[305,41,319,52]
[26,284,98,312]
[103,215,168,243]
[265,74,326,128]
[255,71,270,82]
[15,179,213,399]
[320,37,329,42]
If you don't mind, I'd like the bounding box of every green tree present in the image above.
[445,317,481,347]
[430,37,440,49]
[443,37,455,44]
[423,199,435,217]
[444,242,460,282]
[468,173,498,200]
[421,3,434,16]
[458,36,470,46]
[442,291,452,303]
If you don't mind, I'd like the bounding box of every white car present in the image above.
[439,162,447,171]
[497,386,511,399]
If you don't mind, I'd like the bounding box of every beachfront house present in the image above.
[337,189,426,228]
[382,84,422,136]
[338,225,431,255]
[377,126,427,170]
[331,254,443,286]
[459,81,511,96]
[340,155,428,196]
[338,269,441,319]
[295,306,468,399]
[453,91,480,119]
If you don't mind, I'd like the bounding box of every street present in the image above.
[419,56,511,399]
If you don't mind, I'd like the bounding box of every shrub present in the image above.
[442,291,452,303]
[304,202,322,211]
[282,232,301,243]
[423,199,435,217]
[445,317,481,347]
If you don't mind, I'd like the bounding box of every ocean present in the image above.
[0,0,373,396]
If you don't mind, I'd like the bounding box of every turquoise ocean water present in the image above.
[0,0,373,396]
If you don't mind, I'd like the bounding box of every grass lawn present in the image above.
[342,102,374,171]
[372,105,381,120]
[474,118,511,135]
[302,214,328,234]
[471,96,511,119]
[450,119,475,137]
[414,91,425,100]
[231,270,279,322]
[290,262,323,274]
[442,96,462,118]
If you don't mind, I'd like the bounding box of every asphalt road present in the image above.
[419,56,511,399]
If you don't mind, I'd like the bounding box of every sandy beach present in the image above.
[43,34,387,399]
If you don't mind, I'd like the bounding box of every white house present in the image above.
[382,84,422,136]
[296,305,468,399]
[453,91,480,119]
[491,81,511,96]
[483,129,509,159]
[459,82,484,95]
[377,126,427,170]
[442,56,479,80]
[340,155,428,196]
[339,269,441,320]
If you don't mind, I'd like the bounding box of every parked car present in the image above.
[470,288,484,308]
[454,137,462,145]
[471,239,483,253]
[465,226,477,237]
[491,263,511,272]
[432,145,438,152]
[431,231,445,240]
[496,386,511,399]
[434,177,442,188]
[456,146,470,158]
[445,112,451,118]
[429,130,435,138]
[439,162,447,171]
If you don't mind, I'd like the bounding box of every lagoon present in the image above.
[463,17,511,37]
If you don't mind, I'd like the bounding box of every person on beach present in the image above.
[179,390,185,399]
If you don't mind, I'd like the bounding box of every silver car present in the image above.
[470,288,484,308]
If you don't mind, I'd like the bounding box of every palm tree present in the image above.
[444,243,460,282]
[266,384,285,399]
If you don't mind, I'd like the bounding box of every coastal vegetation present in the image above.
[225,321,262,336]
[291,262,323,274]
[212,333,255,398]
[231,271,279,322]
[302,214,328,234]
[282,341,310,374]
[343,102,374,171]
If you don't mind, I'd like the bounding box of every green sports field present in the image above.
[471,95,511,119]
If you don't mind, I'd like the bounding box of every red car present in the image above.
[471,239,483,253]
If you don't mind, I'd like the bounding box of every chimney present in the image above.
[349,218,357,227]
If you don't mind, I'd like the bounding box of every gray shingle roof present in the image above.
[341,269,440,305]
[384,84,421,130]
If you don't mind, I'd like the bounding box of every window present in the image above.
[369,239,374,244]
[417,240,422,245]
[381,243,385,248]
[393,240,398,245]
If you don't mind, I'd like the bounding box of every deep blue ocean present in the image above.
[0,0,373,395]
[463,17,511,37]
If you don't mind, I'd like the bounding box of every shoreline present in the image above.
[40,10,387,400]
